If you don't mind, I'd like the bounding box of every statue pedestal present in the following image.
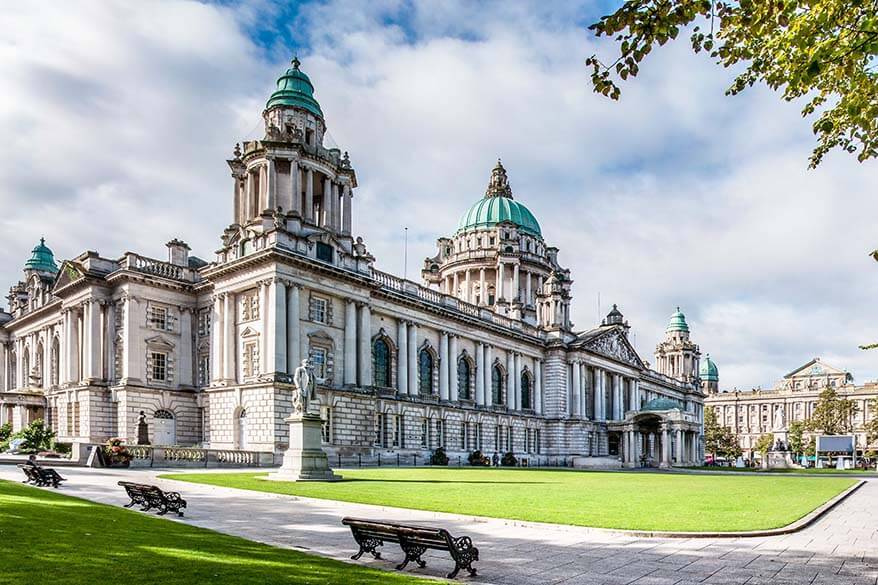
[269,413,339,482]
[766,450,794,469]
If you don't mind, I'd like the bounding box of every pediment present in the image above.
[144,335,175,350]
[240,326,260,338]
[785,358,846,379]
[578,327,644,369]
[52,261,83,292]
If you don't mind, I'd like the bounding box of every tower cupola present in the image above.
[24,238,58,274]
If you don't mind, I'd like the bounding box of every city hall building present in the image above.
[0,59,705,467]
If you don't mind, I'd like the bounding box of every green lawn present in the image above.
[687,466,877,474]
[0,480,431,585]
[163,468,855,532]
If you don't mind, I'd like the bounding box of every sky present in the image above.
[1,0,876,391]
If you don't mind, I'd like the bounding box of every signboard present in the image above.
[816,435,855,454]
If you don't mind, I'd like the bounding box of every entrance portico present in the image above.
[612,398,702,468]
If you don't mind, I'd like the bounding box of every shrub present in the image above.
[501,451,518,467]
[468,450,489,466]
[429,447,449,466]
[53,442,72,455]
[13,419,55,454]
[0,422,12,442]
[104,437,133,465]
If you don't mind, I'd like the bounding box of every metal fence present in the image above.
[332,453,572,469]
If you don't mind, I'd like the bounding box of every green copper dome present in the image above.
[24,238,58,274]
[700,354,719,382]
[266,57,323,118]
[642,397,682,412]
[666,307,689,333]
[456,160,542,237]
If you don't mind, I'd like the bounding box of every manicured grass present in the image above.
[163,468,855,532]
[0,480,431,585]
[687,466,877,474]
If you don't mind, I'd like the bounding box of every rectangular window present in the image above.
[240,292,259,322]
[309,297,328,323]
[321,406,332,444]
[535,429,541,454]
[476,423,483,451]
[149,306,168,330]
[506,426,512,452]
[242,342,259,378]
[375,414,384,447]
[435,418,445,448]
[310,347,327,378]
[460,422,466,450]
[150,351,167,382]
[525,428,532,453]
[393,414,404,448]
[494,426,500,451]
[197,354,210,386]
[316,242,334,263]
[421,418,429,448]
[197,310,211,336]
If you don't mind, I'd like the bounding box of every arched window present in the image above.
[458,357,471,400]
[237,409,248,449]
[418,349,433,394]
[372,338,391,387]
[51,337,60,387]
[491,365,503,405]
[521,372,532,410]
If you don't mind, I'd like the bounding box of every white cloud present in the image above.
[1,0,875,390]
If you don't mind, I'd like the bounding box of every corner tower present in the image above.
[700,354,719,394]
[219,58,369,272]
[654,307,701,383]
[422,160,572,330]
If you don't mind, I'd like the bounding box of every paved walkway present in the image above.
[2,465,877,585]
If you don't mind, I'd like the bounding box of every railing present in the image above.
[128,446,272,468]
[331,452,570,469]
[118,253,198,283]
[371,268,543,340]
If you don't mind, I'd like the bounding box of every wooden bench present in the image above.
[117,481,187,517]
[342,517,479,579]
[18,464,66,488]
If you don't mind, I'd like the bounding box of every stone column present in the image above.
[505,352,514,409]
[272,280,287,376]
[593,368,603,420]
[464,270,471,304]
[483,345,492,403]
[612,375,621,419]
[690,432,697,463]
[512,264,520,301]
[343,300,357,385]
[675,428,682,465]
[525,271,532,305]
[290,159,301,216]
[661,426,669,467]
[69,307,81,384]
[630,379,639,411]
[61,309,70,385]
[0,342,6,391]
[210,296,222,384]
[260,282,270,375]
[323,176,332,228]
[397,321,408,395]
[580,363,588,418]
[222,292,235,382]
[85,300,100,381]
[179,306,193,386]
[342,184,352,236]
[534,359,542,414]
[287,284,301,370]
[479,268,486,305]
[622,431,629,463]
[449,335,459,399]
[452,271,459,298]
[357,304,371,387]
[475,341,484,403]
[305,168,314,222]
[438,332,449,400]
[267,158,277,211]
[104,302,115,383]
[407,323,418,393]
[513,352,522,410]
[571,361,581,417]
[497,263,505,300]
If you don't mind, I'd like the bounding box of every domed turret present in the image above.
[456,160,542,237]
[24,238,58,274]
[700,354,718,382]
[666,307,689,333]
[266,57,323,118]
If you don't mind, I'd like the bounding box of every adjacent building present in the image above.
[703,357,878,456]
[0,59,705,467]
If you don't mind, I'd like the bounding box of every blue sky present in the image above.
[1,0,876,390]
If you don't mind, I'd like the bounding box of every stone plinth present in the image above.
[572,456,622,470]
[767,450,794,469]
[269,413,339,482]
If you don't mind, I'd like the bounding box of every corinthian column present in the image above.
[439,332,449,400]
[397,321,408,395]
[357,303,371,386]
[344,300,357,385]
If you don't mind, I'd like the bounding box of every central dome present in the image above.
[456,160,542,237]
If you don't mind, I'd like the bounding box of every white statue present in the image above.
[772,404,785,430]
[292,358,317,415]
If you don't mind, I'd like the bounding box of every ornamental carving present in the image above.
[586,330,642,368]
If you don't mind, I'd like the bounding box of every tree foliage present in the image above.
[865,397,878,445]
[13,419,55,454]
[586,0,878,168]
[806,387,858,434]
[703,406,741,458]
[787,420,806,454]
[754,432,775,455]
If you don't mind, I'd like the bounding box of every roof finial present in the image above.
[485,158,513,199]
[40,237,45,246]
[291,54,301,70]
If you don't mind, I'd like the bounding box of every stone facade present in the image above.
[0,59,705,466]
[704,357,878,456]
